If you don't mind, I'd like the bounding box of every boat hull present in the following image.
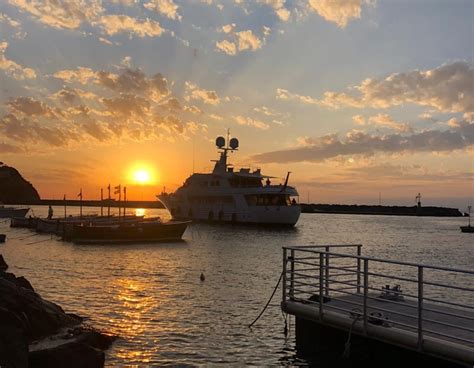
[10,216,38,228]
[66,221,190,244]
[0,208,29,218]
[460,226,474,233]
[159,195,301,226]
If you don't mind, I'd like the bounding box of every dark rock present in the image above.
[0,276,79,341]
[0,325,29,368]
[0,254,8,270]
[0,164,40,204]
[66,313,84,323]
[75,329,117,350]
[0,271,17,283]
[28,342,105,368]
[14,276,35,292]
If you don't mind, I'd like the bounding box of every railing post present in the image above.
[418,266,424,351]
[325,246,329,296]
[319,252,324,320]
[363,259,369,333]
[290,249,295,299]
[357,245,361,294]
[283,248,287,303]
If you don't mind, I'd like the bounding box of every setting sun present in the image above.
[133,170,151,184]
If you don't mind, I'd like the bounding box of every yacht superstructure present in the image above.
[158,135,301,226]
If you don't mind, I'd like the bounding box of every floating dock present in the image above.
[281,245,474,366]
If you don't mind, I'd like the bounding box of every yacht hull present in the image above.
[159,195,301,226]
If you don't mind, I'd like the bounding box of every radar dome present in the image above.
[229,138,239,149]
[216,136,225,148]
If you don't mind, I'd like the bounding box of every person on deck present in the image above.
[47,205,53,219]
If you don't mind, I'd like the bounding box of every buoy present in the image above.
[200,273,205,282]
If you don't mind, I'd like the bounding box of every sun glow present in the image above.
[134,170,151,184]
[128,164,157,185]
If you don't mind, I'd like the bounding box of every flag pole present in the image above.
[107,184,111,217]
[79,188,83,218]
[123,186,127,217]
[100,188,103,217]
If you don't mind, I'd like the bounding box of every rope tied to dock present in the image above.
[248,270,283,329]
[343,308,363,359]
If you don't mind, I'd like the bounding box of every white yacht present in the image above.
[158,135,301,226]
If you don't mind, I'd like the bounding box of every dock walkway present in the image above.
[281,245,474,366]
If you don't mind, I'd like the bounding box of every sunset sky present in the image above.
[0,0,472,208]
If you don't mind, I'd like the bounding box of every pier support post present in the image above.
[418,266,424,351]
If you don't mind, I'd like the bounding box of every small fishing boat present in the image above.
[65,220,190,244]
[460,226,474,233]
[0,234,6,243]
[0,206,29,218]
[36,215,144,235]
[10,216,38,228]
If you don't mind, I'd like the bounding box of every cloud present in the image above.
[53,67,96,84]
[258,0,290,21]
[254,105,282,117]
[7,97,60,117]
[160,97,182,110]
[252,121,474,163]
[144,0,181,21]
[367,114,412,133]
[0,41,36,80]
[216,40,237,55]
[0,12,21,28]
[0,113,76,147]
[352,114,365,125]
[184,82,220,105]
[216,26,264,55]
[307,0,373,28]
[8,0,104,30]
[95,15,165,38]
[53,67,169,101]
[277,61,474,114]
[234,115,270,130]
[0,141,23,153]
[102,94,150,117]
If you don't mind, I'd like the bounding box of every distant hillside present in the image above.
[0,164,40,204]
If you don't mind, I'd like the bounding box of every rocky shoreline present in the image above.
[0,254,116,368]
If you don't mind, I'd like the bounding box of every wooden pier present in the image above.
[281,245,474,367]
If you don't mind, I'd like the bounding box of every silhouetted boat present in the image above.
[0,206,29,218]
[64,220,190,244]
[36,215,144,234]
[0,234,5,243]
[460,226,474,233]
[10,216,38,228]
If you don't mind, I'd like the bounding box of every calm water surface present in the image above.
[1,206,472,366]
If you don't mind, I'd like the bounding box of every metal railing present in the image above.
[282,245,474,351]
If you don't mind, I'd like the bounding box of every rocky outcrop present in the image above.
[0,164,40,204]
[0,255,116,368]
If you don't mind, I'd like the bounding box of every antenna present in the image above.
[192,137,195,174]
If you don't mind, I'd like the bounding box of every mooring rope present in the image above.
[248,270,283,328]
[343,308,363,359]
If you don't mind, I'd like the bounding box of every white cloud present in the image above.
[95,15,165,38]
[307,0,374,28]
[144,0,181,21]
[184,82,220,105]
[0,41,36,80]
[8,0,104,30]
[277,62,474,114]
[234,115,270,130]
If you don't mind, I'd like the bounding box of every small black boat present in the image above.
[64,220,190,244]
[460,226,474,233]
[0,234,6,243]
